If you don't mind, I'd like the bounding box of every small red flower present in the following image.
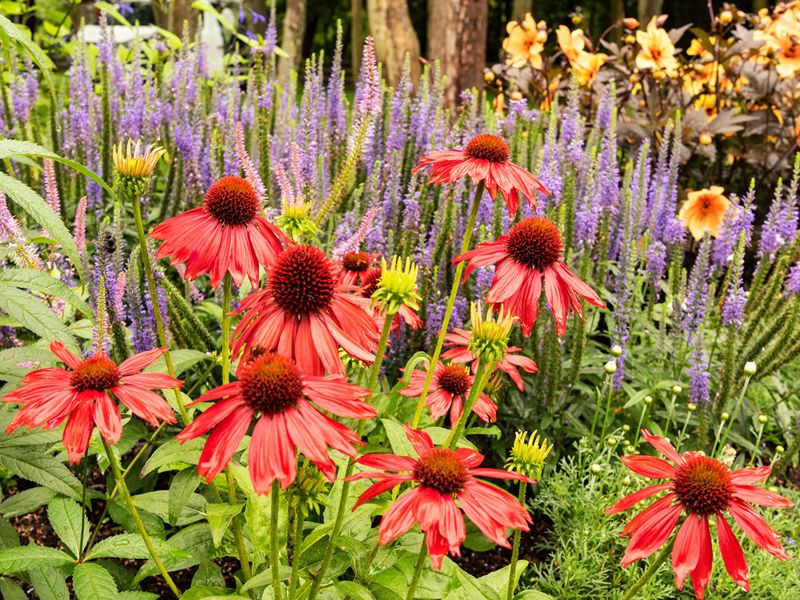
[335,251,379,287]
[151,176,288,288]
[442,328,538,392]
[231,244,380,375]
[454,216,604,336]
[360,267,423,331]
[400,361,496,424]
[4,342,180,463]
[413,134,549,217]
[347,426,532,569]
[176,352,374,493]
[607,429,793,600]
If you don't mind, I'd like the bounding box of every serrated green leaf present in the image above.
[85,533,190,561]
[144,349,210,375]
[0,578,27,600]
[134,524,212,582]
[29,567,69,600]
[47,497,90,557]
[0,286,78,353]
[140,438,204,475]
[0,519,19,550]
[0,545,73,573]
[0,269,92,319]
[132,490,207,525]
[0,172,83,283]
[0,414,63,447]
[206,502,243,548]
[0,447,83,499]
[0,15,55,102]
[0,346,57,380]
[191,560,225,588]
[168,469,200,526]
[72,563,117,600]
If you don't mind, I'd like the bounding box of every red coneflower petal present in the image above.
[641,429,685,466]
[606,483,673,515]
[620,501,682,566]
[352,475,413,509]
[117,347,166,376]
[453,448,484,469]
[119,373,181,389]
[405,425,434,457]
[486,258,526,303]
[690,517,713,600]
[284,405,338,481]
[93,391,122,445]
[357,454,417,471]
[196,405,253,481]
[111,385,176,427]
[622,494,677,536]
[249,413,296,493]
[717,513,749,591]
[543,266,569,336]
[177,396,244,441]
[473,393,497,423]
[621,455,677,479]
[729,465,772,485]
[302,376,375,419]
[728,499,790,560]
[379,488,421,544]
[62,399,96,464]
[458,480,527,546]
[672,514,704,589]
[49,341,81,369]
[732,485,794,508]
[454,239,508,282]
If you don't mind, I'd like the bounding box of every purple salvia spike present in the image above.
[333,204,379,259]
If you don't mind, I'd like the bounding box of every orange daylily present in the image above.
[679,186,731,240]
[556,26,585,63]
[636,17,679,74]
[503,13,547,69]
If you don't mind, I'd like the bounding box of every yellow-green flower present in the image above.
[467,302,515,363]
[371,256,421,315]
[113,139,166,198]
[276,199,321,242]
[506,430,552,480]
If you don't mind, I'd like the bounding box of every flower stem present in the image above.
[664,392,678,433]
[271,481,284,600]
[405,545,428,600]
[288,501,304,600]
[102,439,182,598]
[633,402,649,447]
[590,372,612,446]
[506,481,527,600]
[715,374,752,457]
[620,543,671,600]
[444,361,491,449]
[131,194,190,425]
[411,182,485,429]
[307,318,394,600]
[598,379,615,447]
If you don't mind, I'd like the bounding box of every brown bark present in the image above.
[278,0,307,83]
[637,0,665,26]
[151,0,197,37]
[426,0,488,107]
[366,0,421,86]
[511,0,533,21]
[352,0,363,78]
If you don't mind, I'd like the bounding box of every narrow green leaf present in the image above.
[0,546,73,573]
[29,567,70,600]
[0,287,78,352]
[0,487,57,518]
[72,563,118,600]
[140,438,204,476]
[0,578,27,600]
[47,497,90,558]
[0,447,83,500]
[168,469,200,526]
[0,15,56,102]
[0,269,92,319]
[206,502,243,548]
[0,519,19,550]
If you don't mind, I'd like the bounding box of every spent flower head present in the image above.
[113,139,166,198]
[288,461,329,517]
[371,256,421,315]
[467,302,515,363]
[506,430,552,480]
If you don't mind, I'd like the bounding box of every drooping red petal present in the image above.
[620,501,682,566]
[729,465,771,485]
[690,516,713,600]
[176,396,244,441]
[717,514,749,591]
[641,429,686,466]
[93,391,122,445]
[728,499,789,560]
[672,514,704,590]
[379,488,422,544]
[62,399,96,464]
[249,413,296,493]
[196,405,253,482]
[733,485,793,508]
[356,454,417,472]
[404,425,434,457]
[351,474,413,508]
[49,341,81,369]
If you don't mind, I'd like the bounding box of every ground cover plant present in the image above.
[0,2,799,599]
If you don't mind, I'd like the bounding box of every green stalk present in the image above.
[411,182,485,428]
[715,374,752,457]
[288,501,304,599]
[619,543,671,600]
[102,439,182,598]
[307,316,394,600]
[506,481,527,600]
[271,480,284,599]
[131,195,190,425]
[444,361,492,449]
[590,373,613,446]
[405,545,428,600]
[598,381,615,446]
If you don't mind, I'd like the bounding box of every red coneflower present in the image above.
[360,267,423,330]
[336,251,379,287]
[607,429,793,599]
[413,134,550,217]
[176,352,374,493]
[347,426,532,569]
[231,244,380,375]
[400,361,496,424]
[4,342,180,463]
[151,176,288,288]
[442,328,538,392]
[454,216,604,336]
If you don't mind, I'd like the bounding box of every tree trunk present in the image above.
[637,0,664,26]
[426,0,488,107]
[352,0,363,79]
[151,0,197,37]
[511,0,532,21]
[366,0,421,86]
[278,0,307,83]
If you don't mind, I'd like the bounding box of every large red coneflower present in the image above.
[151,176,288,288]
[4,342,180,463]
[231,244,380,375]
[176,352,374,493]
[454,216,604,336]
[413,134,550,217]
[607,429,793,600]
[360,266,423,331]
[400,361,496,424]
[347,426,532,569]
[442,328,538,392]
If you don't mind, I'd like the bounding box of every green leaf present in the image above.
[47,497,90,557]
[0,519,19,550]
[29,567,70,600]
[85,533,190,561]
[382,417,415,457]
[0,140,115,199]
[72,563,118,600]
[0,447,83,500]
[514,591,554,600]
[145,349,209,376]
[0,578,27,600]
[0,346,57,381]
[116,593,159,600]
[0,15,56,102]
[0,287,78,353]
[0,546,73,573]
[134,524,212,582]
[168,469,200,526]
[0,172,84,283]
[336,581,376,600]
[132,490,207,526]
[0,269,93,319]
[191,560,225,588]
[0,421,63,448]
[206,502,243,548]
[140,438,204,475]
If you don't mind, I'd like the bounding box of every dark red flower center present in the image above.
[70,354,121,392]
[464,134,511,163]
[414,448,469,495]
[360,267,382,299]
[239,353,304,416]
[673,455,733,515]
[506,216,563,270]
[436,364,471,397]
[204,176,260,226]
[342,251,370,273]
[270,245,336,317]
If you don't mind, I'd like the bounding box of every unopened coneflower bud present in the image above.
[758,414,768,424]
[744,361,757,376]
[622,424,630,432]
[604,360,617,374]
[769,486,779,493]
[468,302,515,363]
[721,411,730,422]
[372,256,421,316]
[606,436,618,447]
[611,344,623,357]
[622,475,632,485]
[276,200,321,242]
[590,464,603,474]
[506,430,552,480]
[776,445,785,454]
[625,445,636,454]
[643,395,653,405]
[288,461,329,516]
[113,139,166,199]
[672,385,682,395]
[687,402,697,412]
